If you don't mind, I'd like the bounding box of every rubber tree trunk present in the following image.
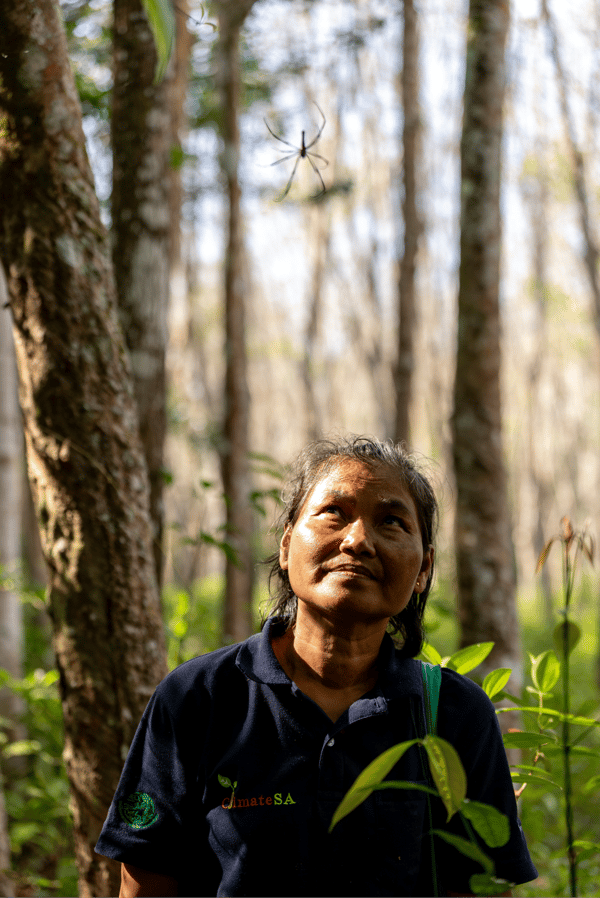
[393,0,422,447]
[451,0,522,687]
[0,264,19,898]
[0,3,168,894]
[217,0,256,644]
[112,0,172,589]
[0,264,23,719]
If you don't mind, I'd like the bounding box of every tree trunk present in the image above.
[0,265,18,898]
[522,156,553,619]
[112,0,172,589]
[393,0,422,447]
[541,0,600,685]
[0,3,168,895]
[451,0,521,685]
[217,0,257,644]
[0,263,23,711]
[301,206,331,443]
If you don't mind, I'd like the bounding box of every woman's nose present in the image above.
[339,518,376,555]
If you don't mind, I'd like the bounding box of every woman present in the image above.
[96,436,537,896]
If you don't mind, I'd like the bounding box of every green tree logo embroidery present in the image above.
[118,792,159,829]
[218,774,237,809]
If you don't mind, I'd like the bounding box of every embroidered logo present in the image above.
[118,792,158,829]
[218,773,296,809]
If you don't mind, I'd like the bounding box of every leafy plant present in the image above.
[499,517,600,898]
[0,667,77,896]
[330,642,512,897]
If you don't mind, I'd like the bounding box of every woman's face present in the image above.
[279,459,434,625]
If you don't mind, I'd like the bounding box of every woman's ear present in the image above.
[279,526,292,570]
[415,546,434,593]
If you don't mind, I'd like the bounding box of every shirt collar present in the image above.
[236,617,291,685]
[237,617,424,699]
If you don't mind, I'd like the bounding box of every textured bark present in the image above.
[451,0,521,683]
[393,0,422,447]
[0,266,18,898]
[0,264,23,703]
[0,3,168,895]
[112,0,172,588]
[168,0,193,272]
[217,0,257,644]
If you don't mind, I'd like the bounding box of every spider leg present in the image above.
[306,153,327,196]
[264,118,298,151]
[306,151,329,168]
[269,151,300,167]
[276,153,301,201]
[304,102,326,150]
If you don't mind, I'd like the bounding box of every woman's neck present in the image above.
[271,606,388,719]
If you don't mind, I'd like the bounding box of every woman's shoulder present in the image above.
[437,666,499,735]
[153,638,253,707]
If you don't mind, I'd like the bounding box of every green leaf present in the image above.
[553,620,581,657]
[502,731,556,750]
[582,774,600,795]
[329,740,420,831]
[423,735,466,820]
[12,821,40,846]
[218,774,232,789]
[419,643,442,665]
[141,0,175,82]
[497,705,599,726]
[573,840,600,863]
[460,799,510,848]
[530,650,560,693]
[482,668,512,700]
[4,739,42,757]
[432,830,494,873]
[510,771,562,789]
[469,873,512,896]
[370,781,438,797]
[544,744,600,760]
[446,642,494,675]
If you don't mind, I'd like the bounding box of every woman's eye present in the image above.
[383,515,406,528]
[323,505,341,515]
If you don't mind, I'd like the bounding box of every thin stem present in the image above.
[562,540,577,897]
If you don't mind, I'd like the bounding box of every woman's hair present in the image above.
[263,435,439,658]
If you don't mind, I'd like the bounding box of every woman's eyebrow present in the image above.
[377,497,414,515]
[321,489,353,503]
[319,492,414,515]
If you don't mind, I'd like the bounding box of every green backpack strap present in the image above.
[420,661,441,735]
[420,660,442,897]
[420,661,441,734]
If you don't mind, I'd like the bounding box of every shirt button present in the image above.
[327,738,335,747]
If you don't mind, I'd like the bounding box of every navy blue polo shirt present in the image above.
[95,618,537,896]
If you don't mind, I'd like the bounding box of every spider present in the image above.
[264,103,328,201]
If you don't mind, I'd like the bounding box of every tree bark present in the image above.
[112,0,172,589]
[393,0,422,447]
[0,3,168,894]
[217,0,257,644]
[0,265,18,898]
[451,0,521,684]
[0,263,23,709]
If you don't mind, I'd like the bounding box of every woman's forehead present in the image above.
[304,457,414,505]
